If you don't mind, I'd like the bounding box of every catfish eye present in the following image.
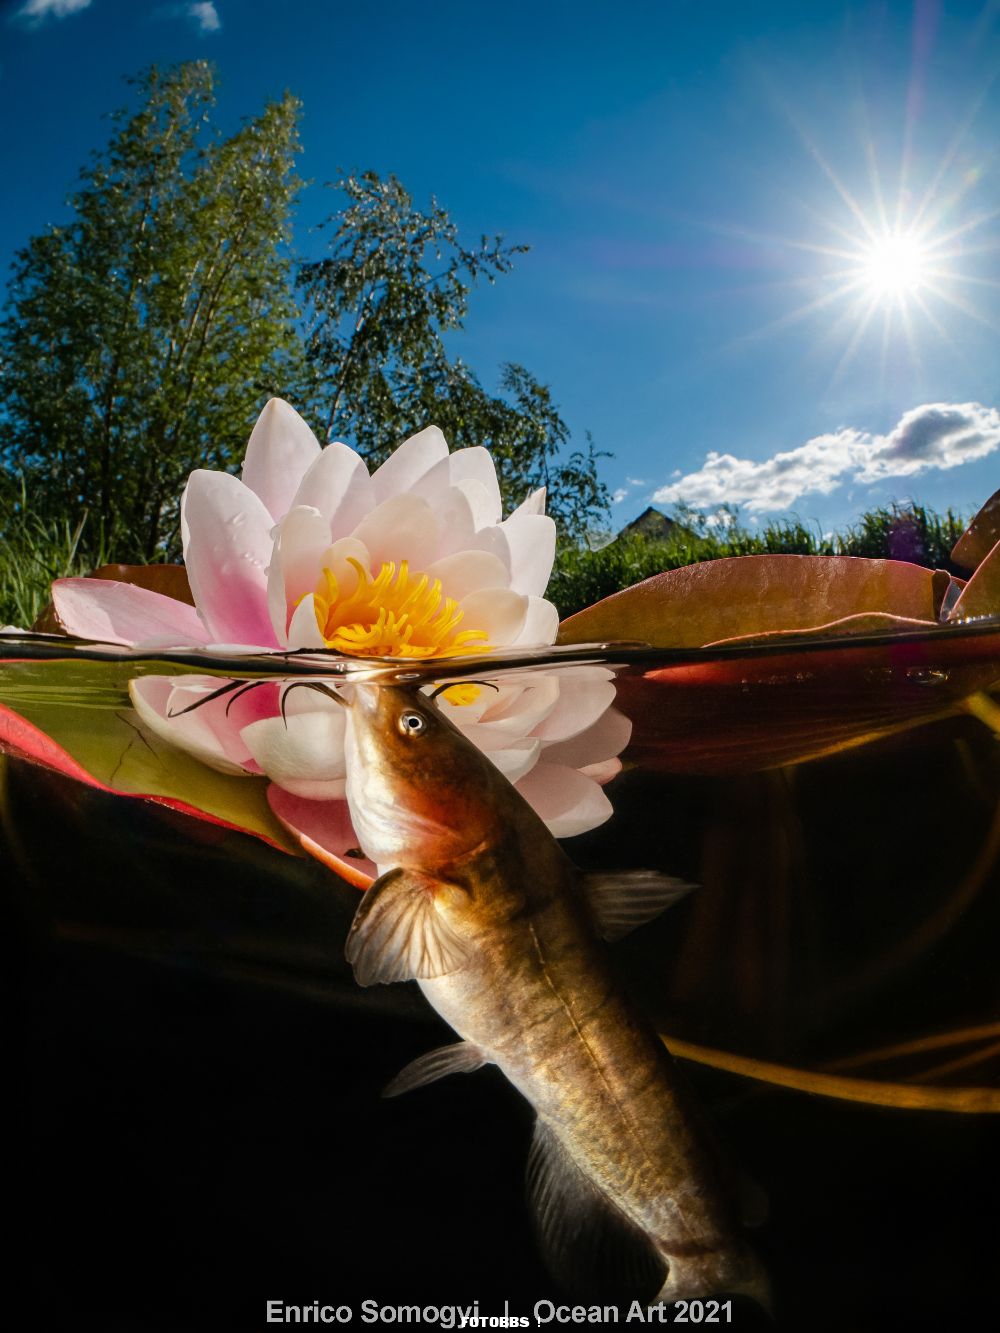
[398,710,427,736]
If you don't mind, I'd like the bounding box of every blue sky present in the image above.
[3,0,1000,537]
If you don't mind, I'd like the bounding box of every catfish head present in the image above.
[342,682,519,870]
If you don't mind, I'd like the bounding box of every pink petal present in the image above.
[370,425,449,503]
[540,705,632,767]
[181,471,278,647]
[266,786,376,888]
[515,761,613,837]
[500,511,557,596]
[580,757,623,785]
[129,676,259,775]
[52,578,208,647]
[290,441,375,538]
[241,398,322,521]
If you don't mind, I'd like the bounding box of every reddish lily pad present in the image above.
[951,486,1000,572]
[613,631,1000,775]
[558,555,949,649]
[948,537,1000,621]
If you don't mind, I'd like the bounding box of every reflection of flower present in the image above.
[53,400,630,855]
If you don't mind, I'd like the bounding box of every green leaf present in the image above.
[0,657,294,852]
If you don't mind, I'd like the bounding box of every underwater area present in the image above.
[4,624,999,1331]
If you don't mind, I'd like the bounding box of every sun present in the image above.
[715,77,1000,390]
[861,232,929,298]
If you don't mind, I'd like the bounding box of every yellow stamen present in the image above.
[440,682,483,707]
[313,558,492,659]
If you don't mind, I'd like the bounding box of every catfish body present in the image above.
[343,682,767,1305]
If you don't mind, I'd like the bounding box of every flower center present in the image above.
[313,558,492,660]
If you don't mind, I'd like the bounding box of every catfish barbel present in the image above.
[340,681,769,1307]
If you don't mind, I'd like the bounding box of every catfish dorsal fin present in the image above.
[527,1120,664,1301]
[383,1041,489,1098]
[345,867,469,986]
[582,869,697,942]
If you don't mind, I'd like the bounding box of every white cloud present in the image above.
[188,1,220,32]
[625,475,647,486]
[652,402,1000,513]
[16,0,92,23]
[612,487,628,504]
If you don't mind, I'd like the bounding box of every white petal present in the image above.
[52,579,208,647]
[509,486,547,518]
[448,448,503,525]
[458,587,528,646]
[500,511,556,596]
[531,675,618,742]
[181,470,277,647]
[241,708,348,799]
[541,705,632,767]
[290,441,374,538]
[512,596,560,646]
[266,505,330,644]
[423,550,510,601]
[515,762,613,837]
[241,398,322,522]
[454,478,498,531]
[350,493,441,569]
[286,593,328,649]
[129,677,253,776]
[476,675,561,735]
[482,736,541,784]
[371,425,449,502]
[316,536,372,595]
[464,523,513,575]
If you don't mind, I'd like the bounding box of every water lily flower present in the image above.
[52,400,630,861]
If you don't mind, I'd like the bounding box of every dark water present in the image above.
[3,628,1000,1330]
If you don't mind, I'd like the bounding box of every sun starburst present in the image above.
[712,77,1000,392]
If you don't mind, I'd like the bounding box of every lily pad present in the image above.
[949,536,1000,621]
[558,554,948,649]
[613,631,1000,775]
[951,486,1000,572]
[0,657,294,852]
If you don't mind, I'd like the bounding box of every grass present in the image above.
[549,503,970,618]
[0,477,108,629]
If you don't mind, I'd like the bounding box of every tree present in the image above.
[298,172,610,536]
[0,62,304,562]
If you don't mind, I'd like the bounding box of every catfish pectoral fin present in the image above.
[383,1040,490,1098]
[346,866,469,986]
[527,1120,665,1303]
[581,869,697,942]
[655,1252,773,1315]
